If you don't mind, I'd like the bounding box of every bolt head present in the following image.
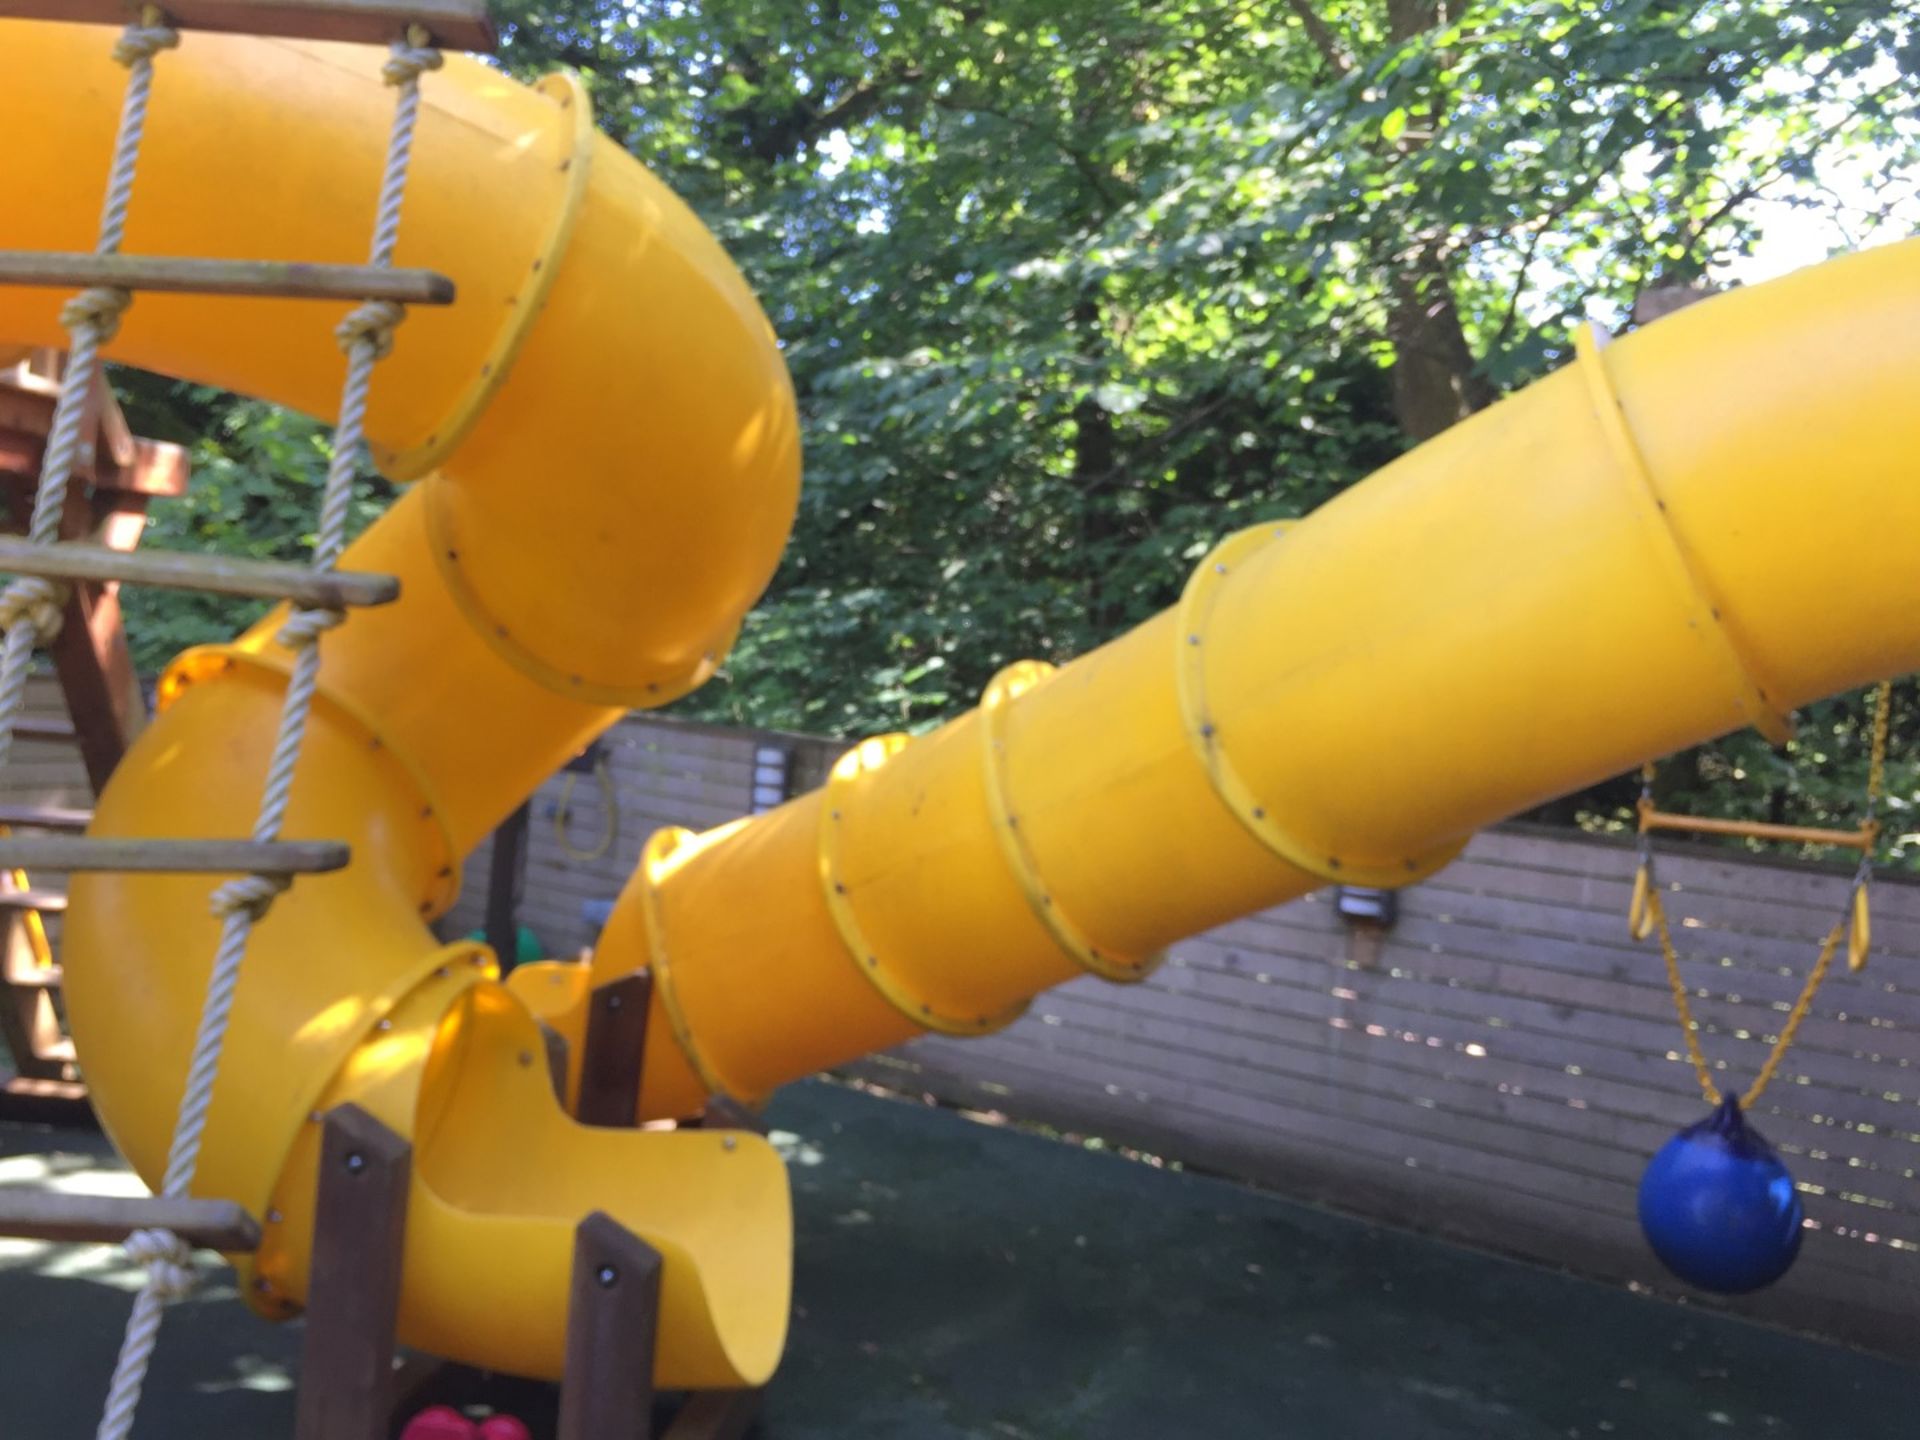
[596,1264,618,1288]
[345,1151,367,1175]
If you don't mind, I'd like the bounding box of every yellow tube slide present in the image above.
[10,12,1920,1399]
[564,236,1920,1128]
[3,21,797,1387]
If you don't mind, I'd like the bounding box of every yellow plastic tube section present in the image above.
[575,238,1920,1125]
[1,22,798,1388]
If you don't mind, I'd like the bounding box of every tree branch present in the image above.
[1283,0,1353,75]
[745,66,928,161]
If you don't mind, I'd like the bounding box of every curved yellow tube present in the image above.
[577,238,1920,1125]
[10,12,1920,1400]
[2,21,797,1387]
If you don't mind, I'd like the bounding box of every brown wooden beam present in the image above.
[0,890,68,913]
[0,253,457,306]
[2,956,61,988]
[577,970,650,1128]
[557,1212,662,1440]
[0,1075,93,1126]
[540,1021,571,1108]
[296,1105,413,1440]
[46,497,147,791]
[0,1191,260,1250]
[0,0,500,49]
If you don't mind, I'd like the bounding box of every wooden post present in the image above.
[576,970,651,1128]
[483,799,531,973]
[295,1105,412,1440]
[541,1022,572,1108]
[557,1212,662,1440]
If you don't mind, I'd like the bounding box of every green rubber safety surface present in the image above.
[0,1078,1912,1438]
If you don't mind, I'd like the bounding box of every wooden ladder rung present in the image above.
[0,889,66,913]
[0,538,399,609]
[2,960,62,989]
[0,1,496,50]
[0,253,455,307]
[0,803,92,832]
[0,1191,261,1251]
[0,837,349,874]
[36,1036,75,1063]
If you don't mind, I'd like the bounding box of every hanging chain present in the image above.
[1636,679,1893,1108]
[1644,884,1844,1108]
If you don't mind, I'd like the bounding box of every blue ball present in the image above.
[1639,1095,1804,1294]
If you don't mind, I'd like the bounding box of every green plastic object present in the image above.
[468,924,545,968]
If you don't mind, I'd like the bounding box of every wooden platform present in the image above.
[0,1,496,51]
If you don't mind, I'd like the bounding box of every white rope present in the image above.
[92,32,440,1440]
[0,9,177,775]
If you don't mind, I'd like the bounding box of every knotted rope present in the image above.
[0,4,175,775]
[92,27,440,1440]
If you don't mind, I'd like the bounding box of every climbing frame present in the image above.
[0,5,476,1436]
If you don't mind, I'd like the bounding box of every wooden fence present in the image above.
[9,689,1916,1359]
[442,713,1920,1362]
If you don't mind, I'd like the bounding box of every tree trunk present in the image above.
[1071,295,1121,632]
[1386,247,1497,440]
[1379,0,1491,442]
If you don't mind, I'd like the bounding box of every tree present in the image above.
[112,0,1920,851]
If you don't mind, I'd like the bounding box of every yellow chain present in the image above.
[1645,888,1720,1104]
[1638,678,1892,1107]
[1744,922,1844,1107]
[1867,679,1893,809]
[1644,884,1844,1107]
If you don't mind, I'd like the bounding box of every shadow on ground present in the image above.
[1,1078,1911,1438]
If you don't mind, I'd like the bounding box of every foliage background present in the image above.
[107,0,1920,855]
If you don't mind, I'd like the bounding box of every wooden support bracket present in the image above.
[557,1212,664,1440]
[295,1105,412,1440]
[577,970,651,1128]
[279,1001,768,1439]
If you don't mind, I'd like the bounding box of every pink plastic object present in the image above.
[477,1418,533,1440]
[399,1406,478,1440]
